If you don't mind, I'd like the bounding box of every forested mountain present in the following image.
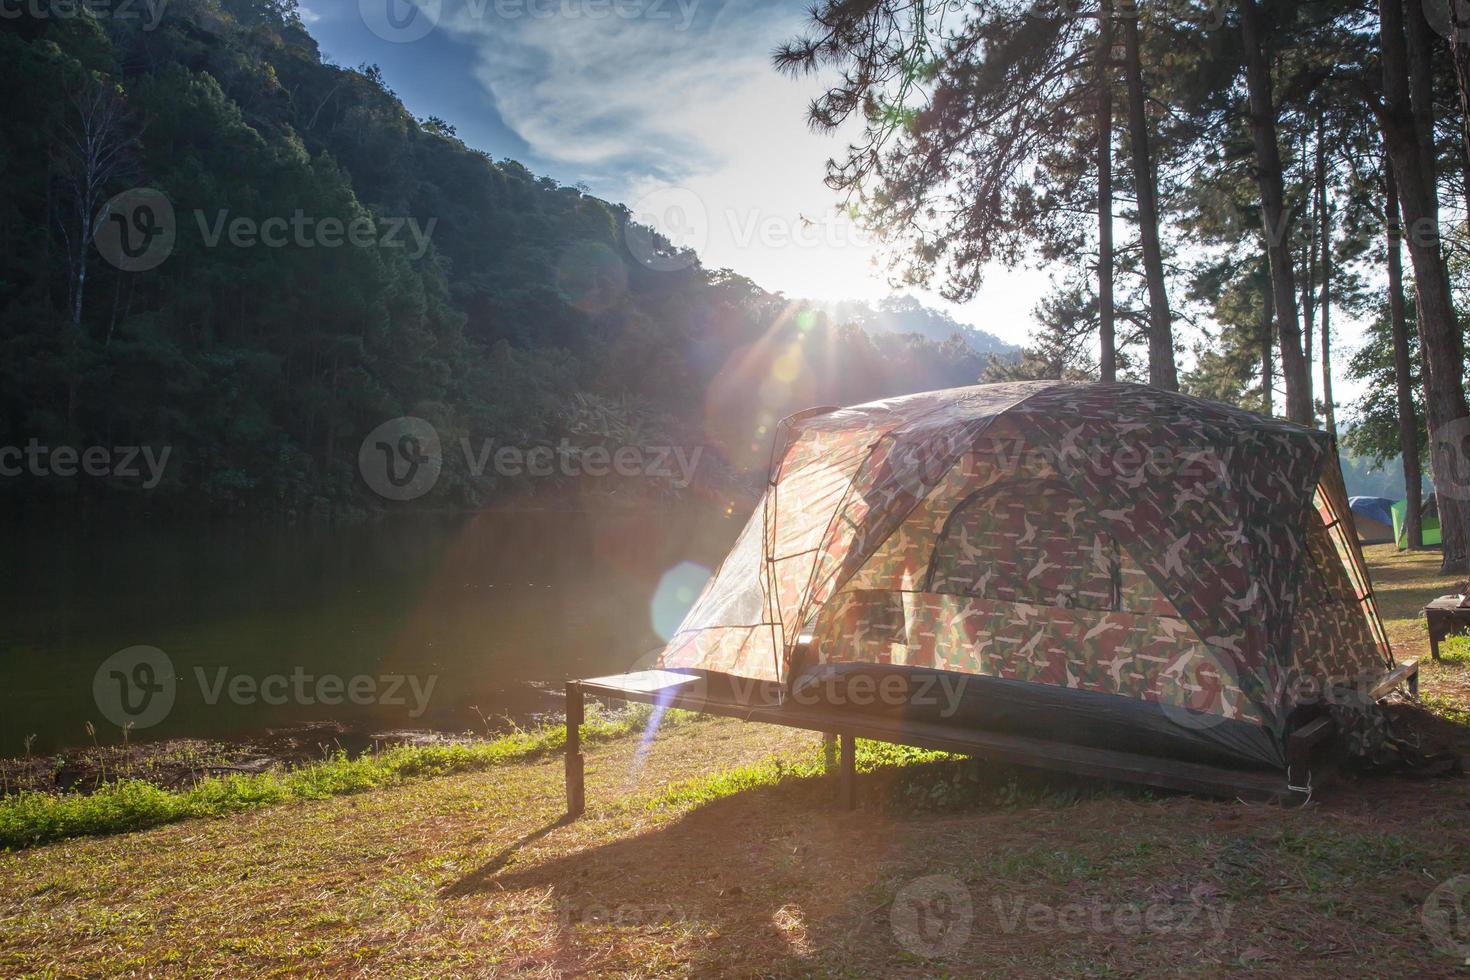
[0,0,991,518]
[809,296,1017,355]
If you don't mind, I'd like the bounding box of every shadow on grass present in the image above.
[440,779,845,972]
[1364,549,1461,622]
[436,752,1147,971]
[440,815,577,895]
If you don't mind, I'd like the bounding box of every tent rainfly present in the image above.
[1348,496,1397,546]
[654,381,1400,773]
[1392,494,1442,550]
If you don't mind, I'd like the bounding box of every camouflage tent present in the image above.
[656,382,1395,770]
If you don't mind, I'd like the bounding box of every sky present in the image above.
[301,0,1049,347]
[301,0,1370,404]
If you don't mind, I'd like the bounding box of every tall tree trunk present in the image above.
[1462,116,1470,224]
[1455,1,1470,184]
[1378,0,1470,573]
[1409,0,1468,572]
[1385,161,1423,549]
[1119,0,1176,390]
[1096,0,1116,383]
[1300,132,1316,423]
[71,216,90,326]
[1260,256,1274,416]
[1315,117,1335,438]
[1239,0,1311,424]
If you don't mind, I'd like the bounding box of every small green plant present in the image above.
[84,721,104,784]
[1438,634,1470,663]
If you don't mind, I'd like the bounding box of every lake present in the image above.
[0,505,741,753]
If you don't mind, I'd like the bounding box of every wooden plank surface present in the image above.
[1370,659,1419,700]
[578,670,1297,803]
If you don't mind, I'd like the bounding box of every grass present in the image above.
[0,706,688,851]
[0,544,1468,976]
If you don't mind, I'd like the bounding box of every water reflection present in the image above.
[0,505,738,752]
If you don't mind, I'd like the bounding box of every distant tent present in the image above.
[1348,496,1397,545]
[1391,494,1441,549]
[656,381,1396,773]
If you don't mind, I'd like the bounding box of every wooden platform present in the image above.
[560,661,1420,815]
[1425,595,1470,661]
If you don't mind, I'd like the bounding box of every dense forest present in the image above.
[0,0,1009,519]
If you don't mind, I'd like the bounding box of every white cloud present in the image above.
[438,0,1043,346]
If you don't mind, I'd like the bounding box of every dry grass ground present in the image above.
[2,544,1470,977]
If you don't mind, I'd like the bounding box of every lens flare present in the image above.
[650,561,712,641]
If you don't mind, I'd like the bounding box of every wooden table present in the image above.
[1425,595,1470,661]
[559,667,1417,817]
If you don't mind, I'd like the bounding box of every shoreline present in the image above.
[0,716,567,800]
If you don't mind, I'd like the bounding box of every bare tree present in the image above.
[52,76,136,326]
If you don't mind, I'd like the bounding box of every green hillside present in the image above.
[0,0,993,517]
